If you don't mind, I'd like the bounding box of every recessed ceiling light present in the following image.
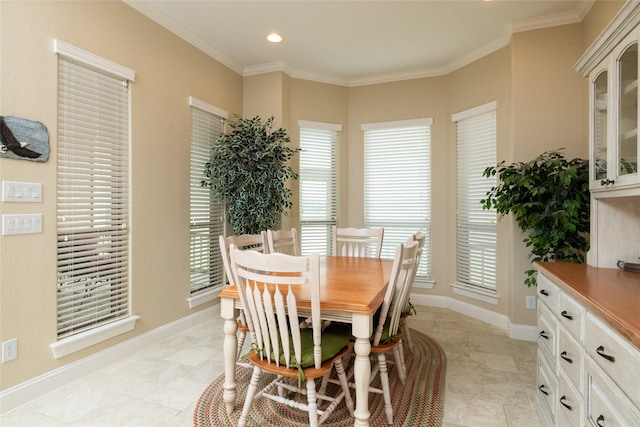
[267,33,283,43]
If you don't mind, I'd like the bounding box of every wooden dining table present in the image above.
[219,255,394,427]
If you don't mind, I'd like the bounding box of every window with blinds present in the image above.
[298,121,340,255]
[56,43,134,339]
[362,119,432,282]
[189,98,226,294]
[453,102,497,291]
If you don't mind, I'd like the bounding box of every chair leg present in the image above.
[306,378,319,427]
[393,344,407,385]
[318,371,330,396]
[238,365,262,427]
[334,356,354,416]
[236,330,246,360]
[377,353,394,425]
[401,319,414,354]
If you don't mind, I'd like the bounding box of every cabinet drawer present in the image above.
[584,313,640,405]
[537,273,560,312]
[586,360,640,427]
[537,350,557,424]
[558,291,585,341]
[538,302,558,361]
[558,371,583,427]
[558,327,584,391]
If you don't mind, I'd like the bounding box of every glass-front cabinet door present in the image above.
[592,67,608,184]
[589,28,640,193]
[617,40,638,181]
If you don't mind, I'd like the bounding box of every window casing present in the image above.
[55,41,134,341]
[298,121,340,255]
[189,98,226,295]
[453,102,497,292]
[362,119,432,283]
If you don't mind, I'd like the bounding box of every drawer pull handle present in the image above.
[560,351,573,364]
[561,310,573,320]
[538,384,549,396]
[596,345,615,362]
[596,414,605,426]
[539,331,549,340]
[539,290,549,296]
[559,396,572,411]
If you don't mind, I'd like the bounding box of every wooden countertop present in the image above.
[535,262,640,349]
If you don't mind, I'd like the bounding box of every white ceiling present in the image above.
[124,0,594,87]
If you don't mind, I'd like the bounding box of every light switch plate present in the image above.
[2,214,43,235]
[2,181,42,202]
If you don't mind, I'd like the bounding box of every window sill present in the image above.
[450,283,499,305]
[413,278,435,289]
[188,287,222,309]
[50,316,139,359]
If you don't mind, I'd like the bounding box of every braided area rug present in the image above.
[194,328,446,427]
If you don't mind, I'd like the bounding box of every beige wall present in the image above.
[0,0,242,389]
[509,23,588,324]
[582,0,625,49]
[0,0,621,393]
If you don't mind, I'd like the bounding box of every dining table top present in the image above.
[219,255,395,315]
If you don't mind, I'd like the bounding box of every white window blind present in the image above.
[454,103,497,291]
[189,100,226,293]
[363,119,432,281]
[299,121,340,255]
[56,52,131,339]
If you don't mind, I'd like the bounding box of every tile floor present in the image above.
[0,306,543,426]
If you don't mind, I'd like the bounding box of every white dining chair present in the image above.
[230,248,354,427]
[326,240,418,425]
[267,228,300,255]
[399,231,426,355]
[218,232,268,362]
[331,226,384,258]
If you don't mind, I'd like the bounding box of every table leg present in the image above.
[352,313,372,427]
[221,296,238,416]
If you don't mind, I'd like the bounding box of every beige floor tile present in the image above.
[69,396,179,426]
[0,306,544,427]
[504,401,544,427]
[0,409,69,427]
[444,392,509,426]
[470,351,519,373]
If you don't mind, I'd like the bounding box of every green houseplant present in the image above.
[481,149,590,287]
[202,115,299,235]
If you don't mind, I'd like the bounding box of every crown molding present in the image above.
[126,0,594,87]
[512,10,582,33]
[122,0,243,75]
[243,61,288,77]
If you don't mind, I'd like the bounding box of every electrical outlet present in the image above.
[526,295,536,310]
[2,338,18,363]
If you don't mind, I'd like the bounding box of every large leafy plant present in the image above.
[482,149,590,287]
[202,115,299,235]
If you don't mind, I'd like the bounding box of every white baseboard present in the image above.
[0,305,218,414]
[409,293,537,342]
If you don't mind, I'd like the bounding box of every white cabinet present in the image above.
[576,2,640,269]
[577,3,640,197]
[587,29,639,194]
[535,273,640,426]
